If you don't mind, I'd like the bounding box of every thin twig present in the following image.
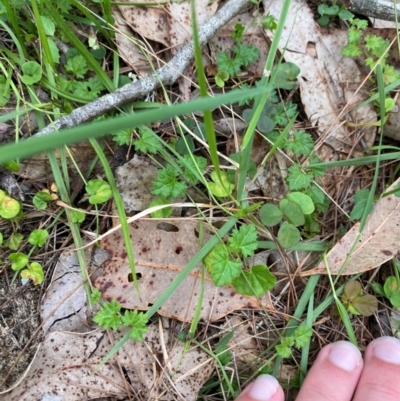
[35,0,251,137]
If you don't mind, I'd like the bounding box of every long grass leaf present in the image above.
[0,86,266,163]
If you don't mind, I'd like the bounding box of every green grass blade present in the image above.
[0,86,267,163]
[89,138,139,293]
[191,0,220,175]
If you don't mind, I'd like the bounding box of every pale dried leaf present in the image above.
[115,154,159,212]
[263,0,376,156]
[40,248,108,334]
[303,177,400,276]
[95,220,272,322]
[167,0,219,51]
[113,8,157,74]
[3,323,213,401]
[117,0,170,46]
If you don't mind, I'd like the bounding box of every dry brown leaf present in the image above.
[95,220,272,322]
[117,0,170,47]
[167,0,219,51]
[113,7,158,75]
[263,0,376,157]
[303,177,400,276]
[3,323,213,401]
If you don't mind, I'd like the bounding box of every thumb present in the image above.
[235,375,285,401]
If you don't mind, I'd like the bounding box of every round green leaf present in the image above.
[278,222,301,248]
[9,252,29,271]
[150,197,172,218]
[70,208,86,224]
[21,262,44,285]
[21,61,42,85]
[176,134,195,155]
[29,228,49,247]
[384,276,399,298]
[338,9,354,20]
[232,264,276,296]
[324,5,339,15]
[285,192,315,215]
[390,291,400,308]
[284,201,305,227]
[257,115,275,133]
[260,203,283,227]
[0,195,20,218]
[86,179,112,204]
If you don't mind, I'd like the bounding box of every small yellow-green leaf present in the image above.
[0,195,20,218]
[21,262,44,285]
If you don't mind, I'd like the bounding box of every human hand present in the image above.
[236,336,400,401]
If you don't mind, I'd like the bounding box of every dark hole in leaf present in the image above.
[128,272,143,282]
[147,303,153,307]
[131,223,139,229]
[157,223,179,232]
[175,246,183,254]
[194,228,199,238]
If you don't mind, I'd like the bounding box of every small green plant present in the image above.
[0,189,20,219]
[371,260,400,308]
[341,281,378,316]
[317,3,354,26]
[203,223,276,295]
[275,326,313,358]
[85,179,112,204]
[92,299,149,341]
[342,18,400,85]
[257,128,328,247]
[215,23,260,87]
[8,228,49,285]
[262,13,277,31]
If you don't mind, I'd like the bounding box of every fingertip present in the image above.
[236,375,284,401]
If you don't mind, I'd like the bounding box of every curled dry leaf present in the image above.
[302,177,400,276]
[3,323,214,401]
[95,219,272,322]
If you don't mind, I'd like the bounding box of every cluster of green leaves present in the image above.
[260,129,328,242]
[242,96,297,135]
[260,192,316,248]
[0,189,20,219]
[203,224,276,296]
[92,295,149,341]
[119,124,235,214]
[343,19,400,84]
[0,1,107,108]
[341,281,377,317]
[371,260,400,309]
[215,23,260,87]
[275,325,312,358]
[5,228,49,285]
[317,3,353,26]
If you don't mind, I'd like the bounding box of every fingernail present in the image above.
[328,341,362,372]
[372,336,400,364]
[247,375,280,401]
